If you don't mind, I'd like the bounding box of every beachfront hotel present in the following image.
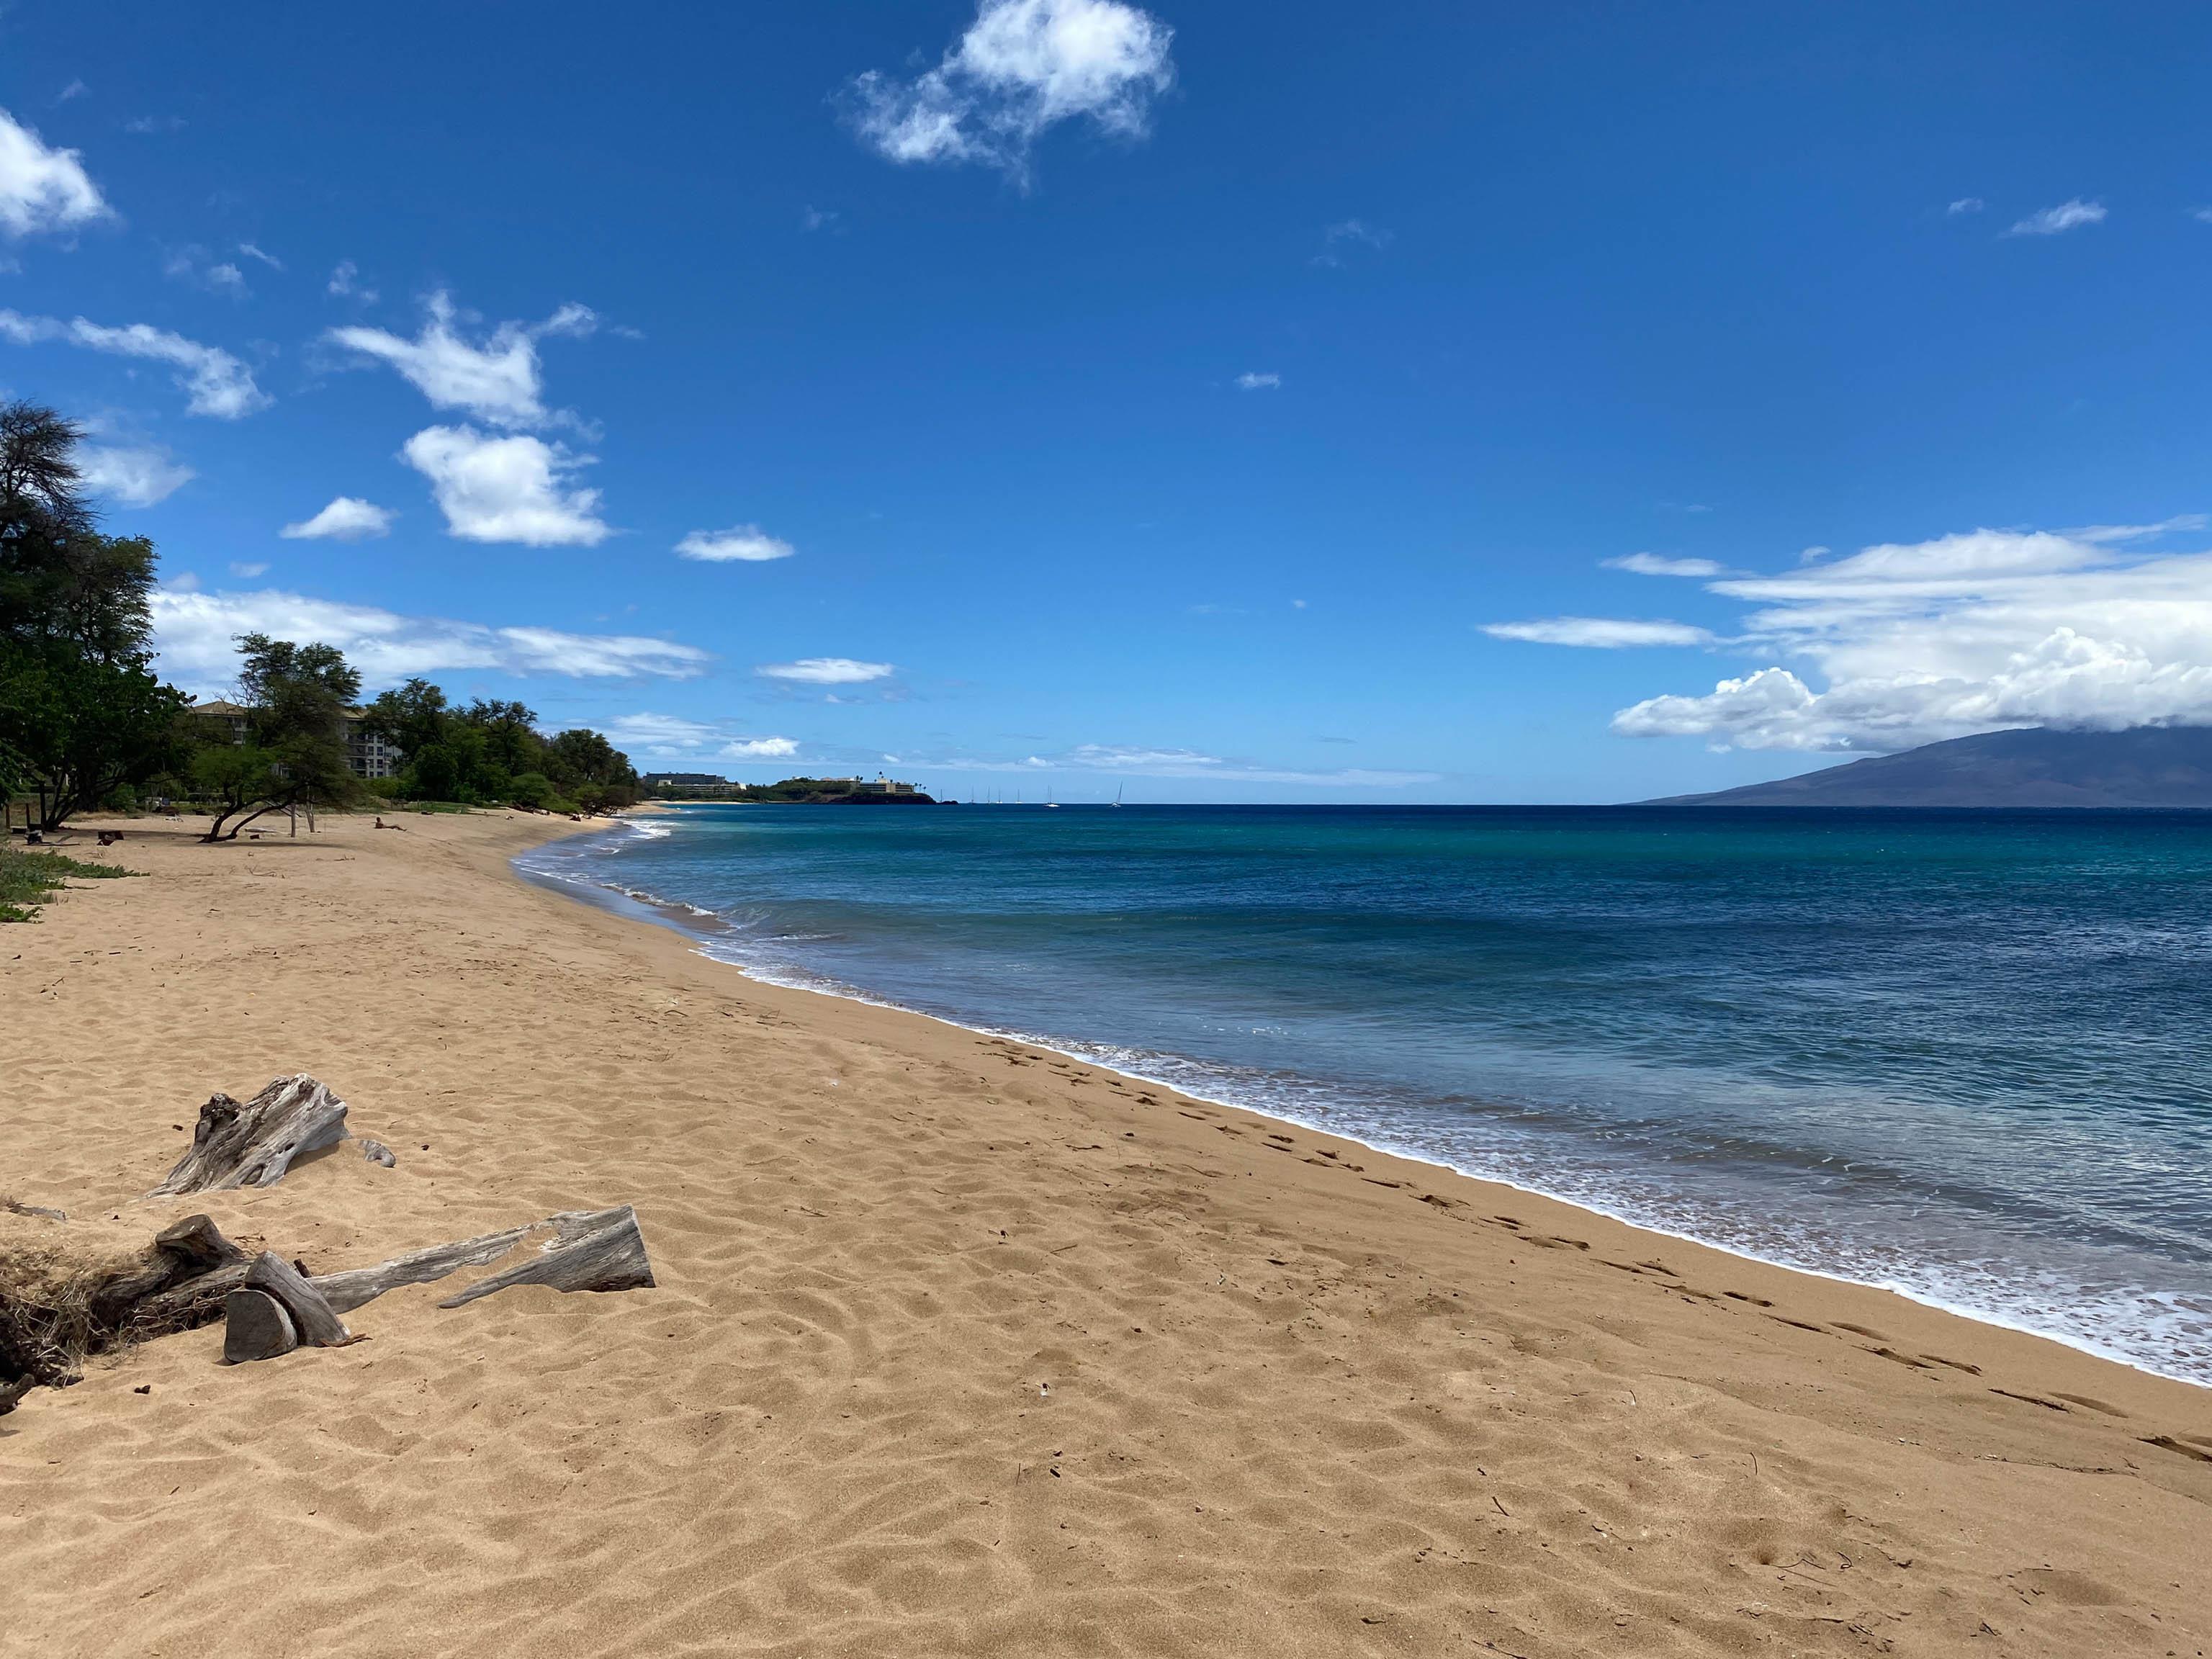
[188,700,405,781]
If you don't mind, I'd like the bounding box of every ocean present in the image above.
[516,804,2212,1386]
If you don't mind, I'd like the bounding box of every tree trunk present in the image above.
[152,1075,352,1196]
[310,1223,536,1314]
[439,1206,655,1308]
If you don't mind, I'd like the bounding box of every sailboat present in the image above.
[1112,785,1123,808]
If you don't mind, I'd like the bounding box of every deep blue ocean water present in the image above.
[517,804,2212,1385]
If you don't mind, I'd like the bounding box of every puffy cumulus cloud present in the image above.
[281,496,394,541]
[328,292,594,428]
[848,0,1173,181]
[1603,523,2212,752]
[150,585,708,694]
[725,736,799,758]
[1603,552,1726,577]
[1483,616,1714,648]
[675,525,795,562]
[400,425,608,546]
[2008,198,2105,236]
[0,310,268,418]
[76,444,193,506]
[0,107,109,236]
[755,657,894,684]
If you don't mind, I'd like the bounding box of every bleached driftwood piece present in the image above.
[358,1138,397,1169]
[92,1213,248,1331]
[221,1289,298,1364]
[310,1224,535,1314]
[239,1252,354,1349]
[439,1206,655,1308]
[1,1197,66,1222]
[153,1075,352,1195]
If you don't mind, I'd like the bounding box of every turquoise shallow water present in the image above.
[518,804,2212,1385]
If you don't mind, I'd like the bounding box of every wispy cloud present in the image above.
[1483,616,1714,648]
[400,425,608,547]
[237,241,283,271]
[1325,218,1392,248]
[0,309,268,417]
[2008,198,2105,237]
[932,742,1439,787]
[280,496,395,541]
[846,0,1174,183]
[1233,371,1281,390]
[77,444,193,506]
[675,525,796,562]
[151,585,710,693]
[756,657,894,685]
[1602,552,1726,578]
[328,292,595,428]
[0,107,109,235]
[162,244,247,296]
[1946,197,1984,217]
[327,260,377,302]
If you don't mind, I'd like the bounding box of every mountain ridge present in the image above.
[1651,726,2212,808]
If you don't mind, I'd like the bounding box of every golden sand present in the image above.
[1,811,2208,1657]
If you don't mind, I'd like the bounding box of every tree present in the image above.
[195,634,364,840]
[0,400,192,827]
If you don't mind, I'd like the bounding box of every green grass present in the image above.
[0,846,138,922]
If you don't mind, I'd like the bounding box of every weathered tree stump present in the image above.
[153,1076,352,1195]
[240,1253,354,1348]
[310,1223,535,1314]
[221,1289,298,1364]
[439,1206,655,1308]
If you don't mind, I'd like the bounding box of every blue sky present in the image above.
[4,1,2211,802]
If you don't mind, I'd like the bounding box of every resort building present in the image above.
[189,701,404,781]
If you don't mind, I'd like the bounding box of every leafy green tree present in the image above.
[195,633,364,840]
[0,401,190,827]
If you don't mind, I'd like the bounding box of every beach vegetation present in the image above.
[0,401,193,830]
[193,634,367,841]
[0,845,135,922]
[359,678,639,811]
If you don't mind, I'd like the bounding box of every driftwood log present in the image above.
[153,1076,351,1195]
[439,1206,655,1306]
[221,1290,297,1364]
[309,1223,536,1314]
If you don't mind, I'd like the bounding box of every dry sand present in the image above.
[2,810,2209,1658]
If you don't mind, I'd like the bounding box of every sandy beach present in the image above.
[2,810,2209,1658]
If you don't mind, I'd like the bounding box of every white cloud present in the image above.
[2193,207,2212,226]
[1234,372,1281,390]
[281,496,395,541]
[675,525,796,562]
[0,309,269,418]
[1599,523,2212,752]
[56,81,89,104]
[1324,218,1393,248]
[848,0,1174,181]
[938,742,1438,787]
[328,292,595,427]
[229,562,267,578]
[1603,552,1726,577]
[2062,514,2208,545]
[1946,197,1984,216]
[163,246,247,295]
[400,425,608,546]
[150,585,709,693]
[0,107,109,236]
[238,241,282,271]
[76,444,193,506]
[1483,616,1715,648]
[755,657,894,684]
[2008,198,2105,236]
[598,714,801,761]
[327,260,377,302]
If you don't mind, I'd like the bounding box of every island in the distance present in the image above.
[1653,725,2212,808]
[642,772,947,805]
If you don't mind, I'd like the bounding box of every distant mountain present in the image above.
[1653,726,2212,808]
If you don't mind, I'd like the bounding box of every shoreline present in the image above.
[4,809,2209,1655]
[539,810,2212,1394]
